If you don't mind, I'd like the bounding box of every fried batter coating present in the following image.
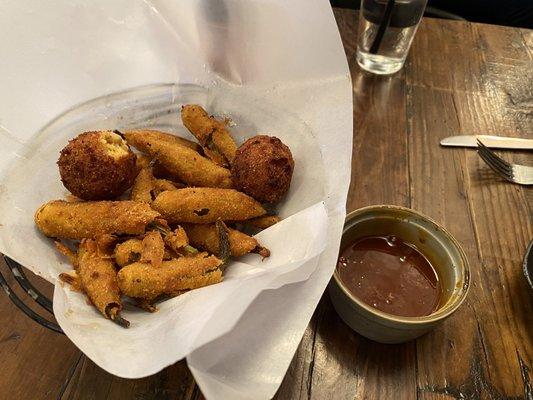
[115,239,143,267]
[231,135,294,203]
[125,129,202,153]
[181,104,237,165]
[202,147,227,167]
[152,179,184,196]
[58,131,137,200]
[77,239,128,327]
[163,226,189,253]
[59,270,83,292]
[246,215,281,229]
[95,234,118,257]
[35,200,160,239]
[55,241,78,268]
[115,237,176,267]
[152,188,266,224]
[117,253,222,300]
[130,167,183,203]
[124,130,232,188]
[184,224,269,258]
[135,154,152,171]
[130,167,154,203]
[140,231,165,268]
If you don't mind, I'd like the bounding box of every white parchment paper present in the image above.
[0,0,352,398]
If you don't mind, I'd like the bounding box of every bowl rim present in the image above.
[523,239,533,291]
[333,204,471,325]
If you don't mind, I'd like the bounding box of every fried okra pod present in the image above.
[135,153,152,171]
[181,105,238,165]
[140,231,165,268]
[152,188,266,224]
[152,179,183,195]
[77,239,129,327]
[117,253,223,300]
[246,215,281,229]
[135,153,179,183]
[115,237,176,268]
[126,129,202,152]
[163,226,190,254]
[130,166,183,204]
[124,130,232,188]
[35,200,160,239]
[130,167,154,203]
[184,224,269,258]
[115,239,143,267]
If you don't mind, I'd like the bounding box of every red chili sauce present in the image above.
[337,236,440,317]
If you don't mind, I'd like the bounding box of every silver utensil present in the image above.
[524,240,533,292]
[441,135,533,150]
[477,140,533,185]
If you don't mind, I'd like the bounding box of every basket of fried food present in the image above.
[34,105,294,328]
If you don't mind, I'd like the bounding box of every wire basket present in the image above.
[0,255,63,334]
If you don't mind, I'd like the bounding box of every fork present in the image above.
[477,140,533,185]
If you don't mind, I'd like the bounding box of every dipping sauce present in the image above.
[337,235,440,317]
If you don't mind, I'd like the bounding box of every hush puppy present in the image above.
[58,131,137,200]
[231,135,294,204]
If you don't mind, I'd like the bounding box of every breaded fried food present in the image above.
[115,237,175,267]
[35,200,160,239]
[130,167,183,203]
[124,130,232,188]
[163,226,189,253]
[115,239,143,267]
[246,215,281,229]
[135,153,152,171]
[152,179,184,196]
[77,239,129,327]
[117,252,223,300]
[231,135,294,203]
[184,224,269,258]
[181,104,238,165]
[125,129,202,153]
[152,188,266,224]
[140,231,165,268]
[130,167,154,203]
[135,153,183,183]
[58,131,137,200]
[55,241,78,268]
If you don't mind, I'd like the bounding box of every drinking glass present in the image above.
[357,0,427,75]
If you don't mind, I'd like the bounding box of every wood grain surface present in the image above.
[0,9,531,400]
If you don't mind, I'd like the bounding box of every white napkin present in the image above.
[0,0,352,398]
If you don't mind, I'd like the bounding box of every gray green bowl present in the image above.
[328,205,470,344]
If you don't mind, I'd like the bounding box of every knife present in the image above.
[440,135,533,150]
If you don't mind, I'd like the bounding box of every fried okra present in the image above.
[117,253,223,301]
[124,130,232,188]
[35,200,160,239]
[246,215,281,229]
[181,105,238,165]
[184,224,269,258]
[76,239,129,327]
[152,188,266,224]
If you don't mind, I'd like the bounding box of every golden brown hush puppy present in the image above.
[231,135,294,204]
[58,131,137,200]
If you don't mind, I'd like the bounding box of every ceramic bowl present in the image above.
[328,205,471,344]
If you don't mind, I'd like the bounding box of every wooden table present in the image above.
[1,8,531,399]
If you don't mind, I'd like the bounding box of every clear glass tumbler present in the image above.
[357,0,427,75]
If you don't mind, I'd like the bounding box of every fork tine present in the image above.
[477,146,514,181]
[477,140,512,172]
[478,147,512,177]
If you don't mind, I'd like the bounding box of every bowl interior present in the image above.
[335,205,470,322]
